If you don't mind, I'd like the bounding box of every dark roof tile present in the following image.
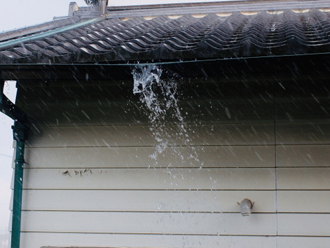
[79,46,96,55]
[122,42,146,52]
[52,34,69,42]
[43,37,61,46]
[34,40,51,48]
[48,46,71,55]
[1,9,330,64]
[61,32,76,40]
[24,43,43,52]
[61,42,78,52]
[0,51,21,60]
[95,40,113,49]
[103,37,121,46]
[85,43,109,53]
[41,49,58,57]
[13,47,33,56]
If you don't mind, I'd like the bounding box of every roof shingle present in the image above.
[1,4,330,64]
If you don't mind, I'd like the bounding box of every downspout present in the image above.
[0,78,29,248]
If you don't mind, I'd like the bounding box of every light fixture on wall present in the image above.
[238,198,254,217]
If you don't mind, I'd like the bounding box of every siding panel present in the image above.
[277,168,330,190]
[277,123,330,145]
[277,145,330,167]
[277,237,330,248]
[278,191,330,213]
[21,190,276,212]
[22,168,275,190]
[20,211,277,235]
[20,233,277,248]
[278,214,330,236]
[25,146,275,168]
[27,124,274,148]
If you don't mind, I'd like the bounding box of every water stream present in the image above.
[132,65,202,168]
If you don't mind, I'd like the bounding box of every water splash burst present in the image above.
[132,65,202,168]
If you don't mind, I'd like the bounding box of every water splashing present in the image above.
[133,65,180,122]
[132,65,202,168]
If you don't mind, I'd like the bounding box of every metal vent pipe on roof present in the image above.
[84,0,108,15]
[99,0,108,16]
[69,2,79,16]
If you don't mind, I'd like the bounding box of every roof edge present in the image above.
[71,0,330,18]
[0,17,103,51]
[0,17,80,43]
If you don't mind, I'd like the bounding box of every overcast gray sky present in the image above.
[0,0,223,32]
[0,0,87,32]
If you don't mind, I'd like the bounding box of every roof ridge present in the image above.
[73,0,330,19]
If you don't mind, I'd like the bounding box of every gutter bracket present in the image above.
[12,120,29,143]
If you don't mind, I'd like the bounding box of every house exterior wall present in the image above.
[11,62,330,248]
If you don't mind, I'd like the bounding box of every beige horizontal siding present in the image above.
[20,190,275,212]
[26,122,330,148]
[13,62,330,248]
[277,168,330,190]
[278,191,330,213]
[276,122,330,145]
[278,214,330,236]
[19,211,277,235]
[277,237,330,247]
[32,236,330,248]
[20,233,277,248]
[27,124,275,148]
[20,168,275,190]
[277,145,330,167]
[16,88,330,247]
[21,190,330,213]
[24,146,275,168]
[18,212,330,237]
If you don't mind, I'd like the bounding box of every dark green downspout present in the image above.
[11,121,29,248]
[0,78,29,248]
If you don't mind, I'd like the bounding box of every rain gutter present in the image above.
[0,16,103,50]
[1,78,29,248]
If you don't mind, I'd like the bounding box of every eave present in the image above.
[0,0,330,68]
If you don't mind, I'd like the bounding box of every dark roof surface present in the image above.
[1,1,330,64]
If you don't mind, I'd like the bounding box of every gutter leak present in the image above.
[132,65,202,168]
